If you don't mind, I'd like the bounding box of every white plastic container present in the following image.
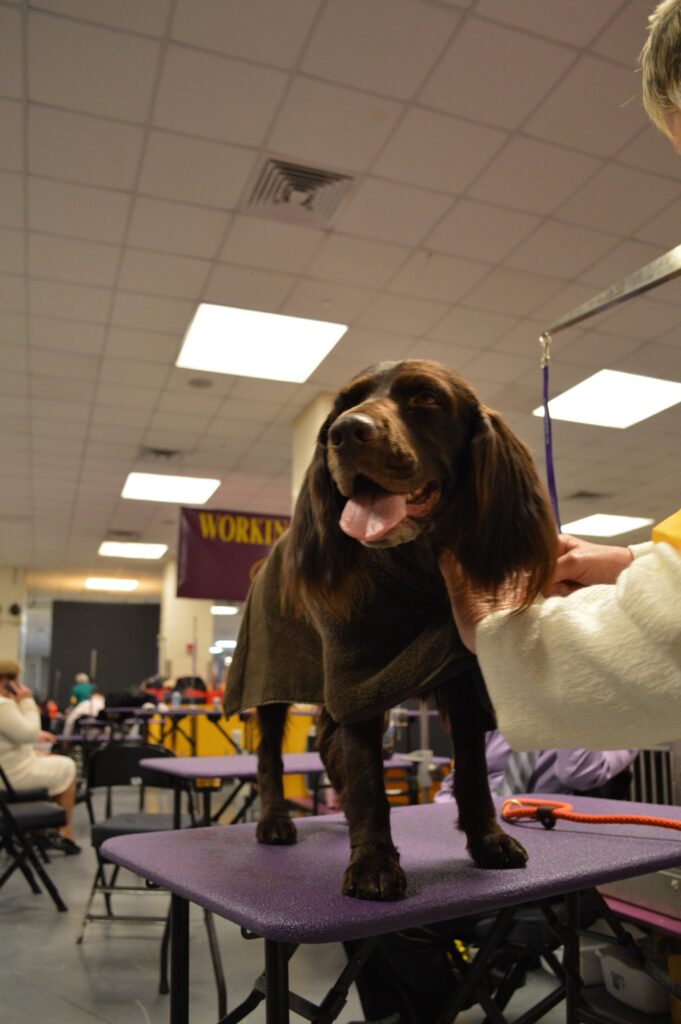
[597,946,669,1014]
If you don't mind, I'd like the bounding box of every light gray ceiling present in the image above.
[1,0,679,593]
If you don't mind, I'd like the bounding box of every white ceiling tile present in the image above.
[590,0,653,68]
[469,137,602,215]
[460,349,537,385]
[204,263,295,312]
[477,0,622,46]
[28,279,111,323]
[267,78,403,173]
[0,272,25,312]
[31,374,97,401]
[355,293,449,335]
[428,306,518,347]
[28,106,145,190]
[524,56,645,157]
[0,227,24,274]
[98,357,169,389]
[0,340,27,372]
[128,197,230,259]
[0,171,24,229]
[373,107,507,195]
[165,366,236,395]
[138,130,257,208]
[204,418,264,442]
[578,238,665,289]
[302,0,459,99]
[557,330,645,368]
[91,404,150,428]
[147,410,211,434]
[401,336,479,369]
[425,198,539,263]
[634,201,681,249]
[463,267,564,317]
[0,311,27,345]
[612,342,681,381]
[28,234,120,288]
[281,278,374,322]
[118,249,211,300]
[220,215,323,273]
[110,291,195,334]
[308,235,409,289]
[154,45,287,147]
[29,347,99,379]
[388,250,489,303]
[0,371,28,397]
[505,221,619,279]
[557,165,681,235]
[31,0,171,36]
[96,382,160,410]
[529,282,602,325]
[617,123,681,179]
[28,13,160,122]
[229,377,299,401]
[593,298,681,342]
[0,7,23,99]
[30,396,90,422]
[171,0,320,67]
[334,178,452,245]
[29,316,106,355]
[28,178,130,243]
[419,17,575,129]
[157,390,222,416]
[105,327,183,364]
[143,429,204,451]
[332,327,412,365]
[87,420,146,443]
[213,397,284,424]
[0,100,23,172]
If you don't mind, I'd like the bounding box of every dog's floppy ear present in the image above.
[451,408,557,605]
[282,413,368,619]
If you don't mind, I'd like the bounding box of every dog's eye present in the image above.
[410,389,442,409]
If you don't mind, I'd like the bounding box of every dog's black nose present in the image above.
[328,413,379,449]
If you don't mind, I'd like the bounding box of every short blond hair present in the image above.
[0,659,21,680]
[640,0,681,137]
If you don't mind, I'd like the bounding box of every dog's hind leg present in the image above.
[255,702,297,845]
[338,716,407,900]
[438,679,528,869]
[316,707,345,793]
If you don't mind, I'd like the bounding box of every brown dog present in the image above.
[226,359,557,900]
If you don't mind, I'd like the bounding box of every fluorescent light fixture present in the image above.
[176,303,348,383]
[215,639,237,649]
[561,514,654,537]
[209,645,223,655]
[533,369,681,428]
[98,541,168,560]
[223,656,233,666]
[121,472,220,505]
[85,577,139,592]
[210,605,239,616]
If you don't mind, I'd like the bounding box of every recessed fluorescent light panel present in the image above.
[85,577,139,592]
[98,542,168,560]
[176,303,348,383]
[533,369,681,428]
[121,472,220,505]
[561,514,654,537]
[210,605,239,616]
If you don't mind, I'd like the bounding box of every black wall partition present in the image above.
[50,601,160,706]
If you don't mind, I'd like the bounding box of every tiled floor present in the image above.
[0,790,630,1024]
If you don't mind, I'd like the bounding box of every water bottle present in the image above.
[171,689,181,708]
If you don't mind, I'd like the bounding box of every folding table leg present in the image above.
[170,893,190,1024]
[204,910,227,1019]
[265,939,289,1024]
[563,892,581,1024]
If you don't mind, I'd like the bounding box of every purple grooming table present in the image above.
[140,752,422,827]
[102,796,681,1024]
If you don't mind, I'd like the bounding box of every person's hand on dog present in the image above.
[438,551,527,654]
[546,534,633,596]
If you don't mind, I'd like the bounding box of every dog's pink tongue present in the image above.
[340,491,408,542]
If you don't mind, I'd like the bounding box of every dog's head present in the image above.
[284,359,557,618]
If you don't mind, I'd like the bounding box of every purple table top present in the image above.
[139,752,418,780]
[101,796,681,945]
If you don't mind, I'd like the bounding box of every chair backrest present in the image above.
[86,741,175,791]
[0,765,17,800]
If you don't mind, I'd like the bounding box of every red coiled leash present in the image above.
[501,797,681,833]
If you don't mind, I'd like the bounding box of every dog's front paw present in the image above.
[470,831,528,869]
[342,845,407,900]
[256,814,297,845]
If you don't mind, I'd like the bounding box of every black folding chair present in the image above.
[0,768,68,912]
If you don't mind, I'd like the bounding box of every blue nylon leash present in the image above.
[539,332,561,532]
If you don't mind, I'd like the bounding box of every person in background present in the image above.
[0,660,80,853]
[62,687,105,736]
[69,671,94,706]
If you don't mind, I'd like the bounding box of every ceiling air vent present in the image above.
[244,158,353,226]
[105,529,141,541]
[139,446,184,465]
[567,490,611,500]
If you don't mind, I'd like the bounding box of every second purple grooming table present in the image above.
[102,796,681,1024]
[140,752,434,828]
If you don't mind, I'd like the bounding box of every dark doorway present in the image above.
[50,601,160,705]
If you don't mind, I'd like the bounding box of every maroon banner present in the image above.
[176,507,290,601]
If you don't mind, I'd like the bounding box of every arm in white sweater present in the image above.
[477,543,681,752]
[0,696,41,744]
